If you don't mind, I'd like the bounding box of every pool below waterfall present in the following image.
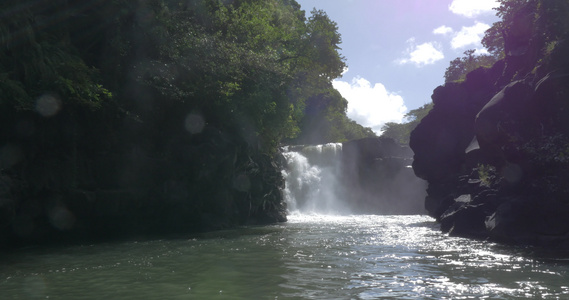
[1,214,568,299]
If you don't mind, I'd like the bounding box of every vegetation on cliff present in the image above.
[444,49,499,83]
[380,103,433,145]
[0,0,372,246]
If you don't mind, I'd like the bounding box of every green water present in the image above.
[1,215,568,299]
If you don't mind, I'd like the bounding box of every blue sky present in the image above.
[295,0,500,133]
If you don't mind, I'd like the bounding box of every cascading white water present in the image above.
[281,143,349,214]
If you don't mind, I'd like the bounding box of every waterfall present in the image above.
[281,139,428,216]
[281,143,349,214]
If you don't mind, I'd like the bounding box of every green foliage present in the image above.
[1,0,359,148]
[477,163,496,187]
[0,0,367,232]
[290,85,375,144]
[481,0,529,57]
[521,134,569,164]
[303,9,346,81]
[481,21,505,58]
[444,50,498,83]
[0,0,112,111]
[120,0,355,150]
[538,0,569,41]
[0,74,31,110]
[381,103,433,145]
[339,119,376,142]
[482,0,569,59]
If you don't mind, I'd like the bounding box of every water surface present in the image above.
[1,215,568,299]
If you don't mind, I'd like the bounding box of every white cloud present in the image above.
[449,0,499,18]
[475,48,490,55]
[332,77,407,134]
[397,38,444,67]
[451,22,491,49]
[433,25,453,36]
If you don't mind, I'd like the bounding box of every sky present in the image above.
[295,0,501,134]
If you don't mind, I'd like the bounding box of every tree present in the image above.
[0,0,383,245]
[291,85,375,144]
[482,0,569,59]
[0,0,112,111]
[303,9,346,81]
[381,103,433,145]
[444,50,498,82]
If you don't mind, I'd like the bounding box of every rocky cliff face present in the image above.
[410,35,569,247]
[342,137,426,214]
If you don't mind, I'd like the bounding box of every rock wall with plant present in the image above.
[410,0,569,247]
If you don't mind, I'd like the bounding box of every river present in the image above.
[1,145,568,299]
[1,214,568,299]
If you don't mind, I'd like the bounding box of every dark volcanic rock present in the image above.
[409,33,569,248]
[342,137,426,214]
[485,197,569,247]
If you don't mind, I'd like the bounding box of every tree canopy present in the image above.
[0,0,378,243]
[443,50,498,83]
[0,0,373,153]
[482,0,569,63]
[380,103,433,145]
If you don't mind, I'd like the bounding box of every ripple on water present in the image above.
[1,214,568,299]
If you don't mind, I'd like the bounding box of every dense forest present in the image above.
[0,0,375,246]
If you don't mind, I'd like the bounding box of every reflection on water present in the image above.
[1,215,568,299]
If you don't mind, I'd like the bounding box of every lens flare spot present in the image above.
[36,94,61,117]
[184,113,205,134]
[49,206,76,231]
[501,163,523,183]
